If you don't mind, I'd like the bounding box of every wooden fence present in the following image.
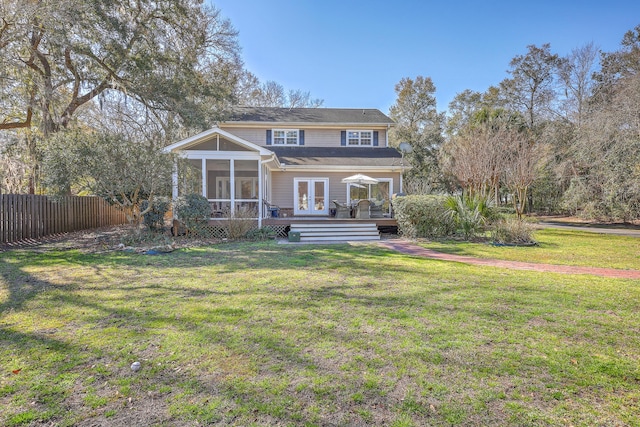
[0,194,128,244]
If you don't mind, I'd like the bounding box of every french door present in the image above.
[294,178,329,215]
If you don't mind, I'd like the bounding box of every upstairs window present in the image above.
[347,130,373,146]
[273,129,299,145]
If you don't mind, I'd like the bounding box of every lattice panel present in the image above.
[267,224,289,238]
[189,223,288,240]
[195,225,229,239]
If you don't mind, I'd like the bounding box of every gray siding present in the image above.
[270,171,401,210]
[219,126,389,148]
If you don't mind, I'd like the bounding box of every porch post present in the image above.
[171,160,178,219]
[230,159,235,216]
[258,161,263,228]
[201,159,207,199]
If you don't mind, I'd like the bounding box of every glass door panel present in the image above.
[294,179,328,215]
[297,181,309,212]
[313,181,325,213]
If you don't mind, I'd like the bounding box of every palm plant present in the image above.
[445,194,494,240]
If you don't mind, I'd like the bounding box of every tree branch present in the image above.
[60,79,115,127]
[0,107,32,130]
[0,88,35,130]
[0,18,10,50]
[65,47,81,101]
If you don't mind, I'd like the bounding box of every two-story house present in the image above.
[164,107,407,232]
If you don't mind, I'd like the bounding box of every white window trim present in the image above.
[272,129,300,145]
[293,177,329,216]
[346,129,373,146]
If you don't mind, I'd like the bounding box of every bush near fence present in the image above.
[0,194,128,244]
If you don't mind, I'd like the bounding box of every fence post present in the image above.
[0,194,5,243]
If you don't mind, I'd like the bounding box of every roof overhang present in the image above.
[267,164,410,173]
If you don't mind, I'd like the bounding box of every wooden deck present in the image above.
[263,216,397,227]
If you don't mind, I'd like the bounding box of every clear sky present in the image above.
[210,0,640,114]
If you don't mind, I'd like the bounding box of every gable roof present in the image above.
[163,126,273,155]
[223,107,395,126]
[268,146,405,168]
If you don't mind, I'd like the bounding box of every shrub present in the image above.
[174,194,210,236]
[245,226,277,241]
[141,197,170,231]
[393,195,456,239]
[491,217,537,245]
[445,194,496,240]
[223,205,257,239]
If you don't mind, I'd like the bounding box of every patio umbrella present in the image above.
[341,174,379,185]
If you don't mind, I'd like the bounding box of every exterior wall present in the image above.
[269,170,401,210]
[219,126,389,148]
[219,128,266,146]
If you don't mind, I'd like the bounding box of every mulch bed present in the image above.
[0,225,221,254]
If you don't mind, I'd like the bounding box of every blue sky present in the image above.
[211,0,640,114]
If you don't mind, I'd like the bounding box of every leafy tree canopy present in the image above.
[0,0,241,136]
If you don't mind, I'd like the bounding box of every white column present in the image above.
[201,159,207,199]
[172,160,178,219]
[258,161,263,228]
[229,159,235,216]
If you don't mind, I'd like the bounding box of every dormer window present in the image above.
[273,129,299,145]
[347,130,373,146]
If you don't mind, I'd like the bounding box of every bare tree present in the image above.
[235,77,324,108]
[557,42,600,126]
[288,89,324,108]
[442,123,509,202]
[502,131,546,218]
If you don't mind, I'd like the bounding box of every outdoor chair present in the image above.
[332,200,351,218]
[263,200,280,218]
[355,199,371,219]
[369,199,384,218]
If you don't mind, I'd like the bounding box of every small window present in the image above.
[347,130,373,146]
[273,129,299,145]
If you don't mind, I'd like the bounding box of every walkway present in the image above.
[378,240,640,280]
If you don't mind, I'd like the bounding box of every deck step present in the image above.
[290,222,380,241]
[290,223,375,229]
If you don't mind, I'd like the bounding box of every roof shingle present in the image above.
[269,146,403,167]
[225,107,395,125]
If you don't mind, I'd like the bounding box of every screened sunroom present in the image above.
[163,127,276,227]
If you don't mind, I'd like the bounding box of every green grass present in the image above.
[420,228,640,269]
[1,239,639,426]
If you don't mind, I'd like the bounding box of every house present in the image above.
[163,107,408,234]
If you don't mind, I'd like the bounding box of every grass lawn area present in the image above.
[1,239,639,426]
[420,228,640,270]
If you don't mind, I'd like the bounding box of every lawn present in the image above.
[421,228,640,270]
[1,238,639,426]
